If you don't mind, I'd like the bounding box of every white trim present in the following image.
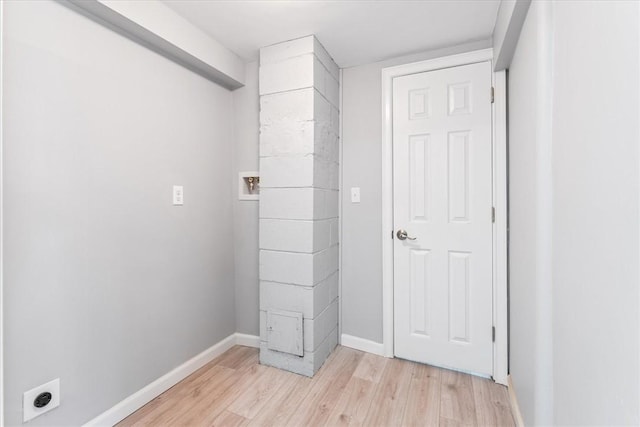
[382,49,494,83]
[492,70,509,385]
[338,68,343,341]
[508,375,525,427]
[381,48,508,381]
[381,52,394,358]
[0,1,5,424]
[340,334,385,356]
[83,333,257,426]
[235,333,260,348]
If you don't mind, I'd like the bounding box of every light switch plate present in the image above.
[351,187,361,203]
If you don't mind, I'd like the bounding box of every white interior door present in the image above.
[392,61,493,376]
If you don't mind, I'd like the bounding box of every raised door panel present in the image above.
[448,251,471,344]
[448,131,471,223]
[410,249,431,337]
[409,134,431,223]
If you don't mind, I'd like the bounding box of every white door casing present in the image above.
[381,49,508,383]
[392,61,493,376]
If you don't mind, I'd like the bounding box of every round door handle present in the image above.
[396,229,417,241]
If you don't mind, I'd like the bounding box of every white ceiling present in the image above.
[163,0,501,68]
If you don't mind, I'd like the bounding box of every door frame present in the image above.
[381,48,508,385]
[1,1,5,423]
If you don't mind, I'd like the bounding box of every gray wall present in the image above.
[551,1,639,424]
[509,0,640,424]
[340,39,491,343]
[232,61,260,336]
[508,1,553,423]
[3,1,236,425]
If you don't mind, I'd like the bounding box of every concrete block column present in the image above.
[258,36,340,376]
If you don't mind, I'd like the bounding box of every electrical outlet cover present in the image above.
[23,378,60,422]
[172,185,184,206]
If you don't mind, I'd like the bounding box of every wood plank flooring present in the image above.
[118,346,515,427]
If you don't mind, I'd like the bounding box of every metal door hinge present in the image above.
[491,207,496,223]
[491,87,495,103]
[492,326,496,342]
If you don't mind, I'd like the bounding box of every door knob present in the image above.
[396,229,417,241]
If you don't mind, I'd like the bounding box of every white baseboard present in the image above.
[235,333,260,348]
[507,375,525,427]
[83,333,257,427]
[340,334,385,356]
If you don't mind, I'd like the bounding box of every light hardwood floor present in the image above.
[118,345,515,426]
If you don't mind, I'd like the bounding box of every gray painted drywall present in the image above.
[233,61,260,336]
[508,1,553,423]
[340,39,492,344]
[3,1,236,425]
[551,1,639,424]
[509,0,640,424]
[492,0,531,71]
[61,0,245,89]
